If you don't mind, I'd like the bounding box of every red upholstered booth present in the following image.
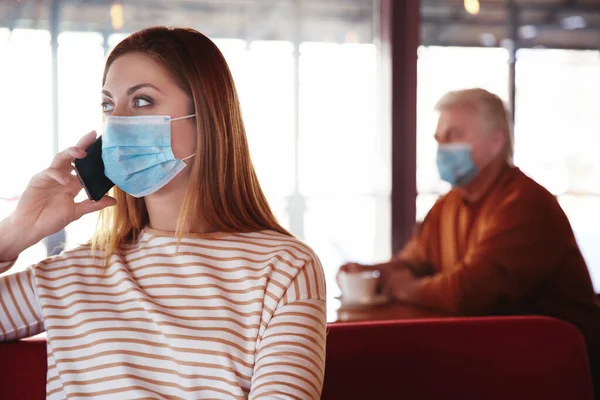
[0,317,594,399]
[322,316,594,400]
[0,338,47,400]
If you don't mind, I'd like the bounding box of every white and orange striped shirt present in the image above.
[0,228,327,399]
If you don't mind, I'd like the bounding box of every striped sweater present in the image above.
[0,228,327,399]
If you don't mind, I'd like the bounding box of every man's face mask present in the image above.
[436,143,478,187]
[101,114,196,197]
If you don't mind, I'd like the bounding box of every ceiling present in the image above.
[0,0,375,43]
[4,0,600,50]
[422,0,600,50]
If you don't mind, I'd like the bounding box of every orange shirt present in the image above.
[400,165,600,349]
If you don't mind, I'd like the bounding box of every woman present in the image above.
[0,27,326,399]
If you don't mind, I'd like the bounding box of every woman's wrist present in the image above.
[0,215,32,262]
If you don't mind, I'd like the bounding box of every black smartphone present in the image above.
[72,136,115,202]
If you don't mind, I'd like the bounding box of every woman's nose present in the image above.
[110,103,133,117]
[434,133,449,144]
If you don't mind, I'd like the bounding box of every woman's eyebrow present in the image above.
[126,83,162,95]
[101,83,162,99]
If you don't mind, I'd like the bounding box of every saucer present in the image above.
[335,293,389,308]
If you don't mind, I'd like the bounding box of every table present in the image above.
[329,297,452,323]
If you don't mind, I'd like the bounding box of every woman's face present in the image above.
[101,52,197,196]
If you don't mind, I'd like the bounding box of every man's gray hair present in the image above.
[435,88,514,164]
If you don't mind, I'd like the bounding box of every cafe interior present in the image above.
[1,0,600,398]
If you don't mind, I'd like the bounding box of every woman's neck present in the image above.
[144,185,211,233]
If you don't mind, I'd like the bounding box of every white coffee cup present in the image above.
[338,270,381,304]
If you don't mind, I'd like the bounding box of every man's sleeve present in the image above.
[392,199,443,276]
[407,190,573,314]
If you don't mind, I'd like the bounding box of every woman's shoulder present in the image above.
[243,231,326,301]
[233,230,321,265]
[31,243,107,274]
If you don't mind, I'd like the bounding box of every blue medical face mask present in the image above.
[436,143,478,187]
[101,114,196,198]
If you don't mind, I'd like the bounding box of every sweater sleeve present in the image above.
[0,259,17,275]
[407,189,574,315]
[249,257,327,400]
[0,266,45,341]
[392,199,443,276]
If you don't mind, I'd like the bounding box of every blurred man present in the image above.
[340,88,600,389]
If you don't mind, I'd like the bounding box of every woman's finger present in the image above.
[44,168,70,186]
[64,175,85,195]
[75,130,97,149]
[49,131,96,170]
[50,146,87,170]
[73,196,117,220]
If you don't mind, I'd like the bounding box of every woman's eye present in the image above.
[134,97,152,108]
[101,102,114,112]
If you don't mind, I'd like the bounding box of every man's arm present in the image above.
[338,199,441,281]
[387,236,435,278]
[389,192,573,315]
[383,201,444,277]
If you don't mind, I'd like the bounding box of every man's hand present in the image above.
[337,259,423,289]
[337,262,374,288]
[338,262,372,274]
[383,268,420,301]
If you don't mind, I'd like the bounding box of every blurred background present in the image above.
[0,0,599,301]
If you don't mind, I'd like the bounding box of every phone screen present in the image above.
[72,136,115,201]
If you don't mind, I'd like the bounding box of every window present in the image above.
[1,1,389,298]
[0,28,53,271]
[515,49,600,289]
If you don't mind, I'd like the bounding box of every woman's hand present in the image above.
[0,131,116,261]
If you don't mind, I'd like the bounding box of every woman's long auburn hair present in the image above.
[92,26,291,257]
